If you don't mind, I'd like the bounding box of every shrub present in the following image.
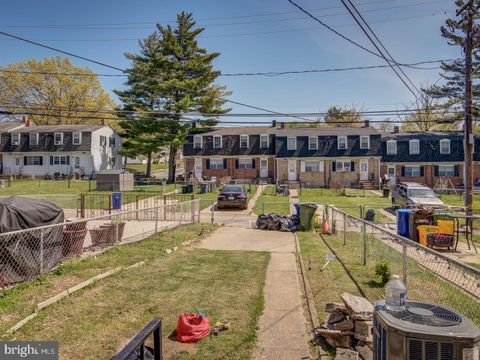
[374,260,391,284]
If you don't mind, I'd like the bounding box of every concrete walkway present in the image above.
[195,219,311,359]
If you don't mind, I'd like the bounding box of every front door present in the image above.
[194,158,202,178]
[387,166,396,185]
[288,160,297,181]
[360,160,369,181]
[260,158,268,178]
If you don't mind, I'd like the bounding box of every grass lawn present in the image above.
[125,162,168,174]
[298,231,480,327]
[299,188,393,222]
[438,193,480,213]
[1,224,270,360]
[252,185,290,215]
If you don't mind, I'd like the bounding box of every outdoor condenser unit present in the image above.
[373,300,480,360]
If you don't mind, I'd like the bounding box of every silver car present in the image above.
[391,182,444,209]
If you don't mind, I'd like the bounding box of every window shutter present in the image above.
[252,159,256,168]
[39,156,43,166]
[235,160,239,169]
[401,166,405,176]
[434,166,439,177]
[66,156,70,165]
[420,166,425,176]
[454,165,460,176]
[300,161,305,172]
[206,159,210,169]
[332,162,336,172]
[319,161,324,172]
[50,156,54,166]
[23,157,27,166]
[223,159,227,169]
[351,161,355,172]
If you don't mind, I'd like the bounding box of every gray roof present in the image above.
[14,124,106,133]
[275,127,378,137]
[0,121,24,132]
[202,126,277,135]
[381,131,463,140]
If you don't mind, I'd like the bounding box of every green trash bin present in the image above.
[299,202,318,231]
[200,183,209,193]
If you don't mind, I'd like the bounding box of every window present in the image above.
[210,159,224,169]
[11,133,20,145]
[29,133,39,146]
[287,137,296,150]
[193,135,202,148]
[99,135,107,147]
[109,137,116,148]
[15,158,20,166]
[260,134,269,148]
[386,140,397,155]
[405,166,421,177]
[238,159,253,169]
[109,157,116,168]
[338,136,347,150]
[360,135,369,149]
[309,136,318,150]
[213,135,222,149]
[53,156,67,165]
[336,160,351,172]
[438,165,455,177]
[409,140,419,155]
[72,132,82,145]
[24,156,43,166]
[74,156,80,169]
[54,132,63,145]
[305,160,322,172]
[440,139,450,154]
[240,134,249,148]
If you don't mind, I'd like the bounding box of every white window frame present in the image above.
[309,136,318,150]
[29,133,39,146]
[109,137,116,148]
[238,159,253,169]
[213,135,222,149]
[11,133,20,145]
[193,135,203,149]
[73,132,82,145]
[99,135,106,147]
[304,160,320,172]
[438,165,455,177]
[409,139,419,155]
[210,159,224,169]
[386,140,397,155]
[440,139,450,154]
[260,134,269,148]
[240,134,249,148]
[53,155,67,165]
[336,160,351,172]
[360,135,370,149]
[54,132,63,145]
[287,137,297,150]
[338,136,347,150]
[405,166,421,177]
[25,156,42,166]
[74,156,81,169]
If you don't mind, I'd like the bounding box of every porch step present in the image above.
[359,181,375,190]
[284,181,300,189]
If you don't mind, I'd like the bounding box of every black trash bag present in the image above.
[256,214,300,232]
[365,209,376,221]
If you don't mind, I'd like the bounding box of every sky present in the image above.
[0,0,461,124]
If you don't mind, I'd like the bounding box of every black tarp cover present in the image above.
[0,196,65,286]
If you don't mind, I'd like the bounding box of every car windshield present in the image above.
[408,189,436,198]
[222,186,244,194]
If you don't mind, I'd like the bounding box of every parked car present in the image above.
[391,182,445,209]
[217,185,249,209]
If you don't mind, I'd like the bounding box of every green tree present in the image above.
[116,12,230,181]
[0,56,115,125]
[323,106,365,127]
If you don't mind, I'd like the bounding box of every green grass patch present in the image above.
[252,185,290,215]
[438,193,480,214]
[125,162,168,174]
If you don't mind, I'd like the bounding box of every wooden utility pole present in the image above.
[458,0,475,216]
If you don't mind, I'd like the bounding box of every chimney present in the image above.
[101,118,107,126]
[280,122,285,129]
[272,120,277,128]
[393,125,399,134]
[363,120,370,128]
[22,115,31,127]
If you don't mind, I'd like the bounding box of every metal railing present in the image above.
[112,317,162,360]
[324,204,480,325]
[0,199,200,288]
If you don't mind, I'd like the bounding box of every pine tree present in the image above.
[423,0,480,118]
[116,12,230,181]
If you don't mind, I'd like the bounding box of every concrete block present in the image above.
[355,320,373,343]
[37,290,68,311]
[341,293,373,320]
[336,348,359,360]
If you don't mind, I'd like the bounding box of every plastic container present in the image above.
[299,203,318,231]
[417,225,439,246]
[396,209,410,237]
[385,275,407,312]
[293,203,300,216]
[112,192,122,210]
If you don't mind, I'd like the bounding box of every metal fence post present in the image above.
[359,205,363,219]
[402,241,407,284]
[262,201,265,214]
[155,205,159,234]
[343,212,346,245]
[163,195,167,221]
[211,200,215,224]
[197,200,201,223]
[115,214,120,243]
[39,228,45,274]
[362,221,367,266]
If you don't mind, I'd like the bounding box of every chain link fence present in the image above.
[324,204,480,326]
[0,199,200,289]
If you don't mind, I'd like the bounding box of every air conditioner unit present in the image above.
[374,300,480,360]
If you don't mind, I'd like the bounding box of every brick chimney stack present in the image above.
[272,120,277,128]
[393,125,399,133]
[363,120,370,128]
[22,115,32,127]
[280,122,285,129]
[101,118,107,125]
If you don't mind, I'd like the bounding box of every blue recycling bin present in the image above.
[397,209,411,237]
[293,203,300,216]
[112,192,122,210]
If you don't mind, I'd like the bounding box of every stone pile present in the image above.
[319,292,374,360]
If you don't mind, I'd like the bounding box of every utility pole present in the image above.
[458,0,475,217]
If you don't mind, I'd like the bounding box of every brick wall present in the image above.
[380,164,464,187]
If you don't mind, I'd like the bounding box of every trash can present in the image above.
[293,203,300,217]
[112,192,122,210]
[365,209,376,221]
[187,184,194,193]
[200,183,209,194]
[181,185,188,194]
[396,209,410,237]
[299,203,318,231]
[383,188,390,198]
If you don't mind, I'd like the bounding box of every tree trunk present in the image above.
[123,156,127,168]
[168,145,177,183]
[146,151,152,178]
